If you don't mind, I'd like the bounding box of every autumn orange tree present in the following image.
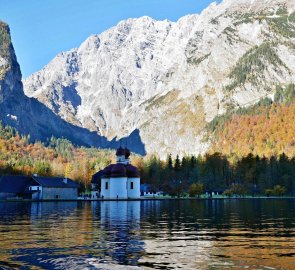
[0,122,113,188]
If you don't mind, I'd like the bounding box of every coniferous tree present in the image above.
[174,155,181,171]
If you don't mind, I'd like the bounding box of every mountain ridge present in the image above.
[19,0,295,157]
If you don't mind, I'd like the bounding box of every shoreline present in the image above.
[0,196,294,203]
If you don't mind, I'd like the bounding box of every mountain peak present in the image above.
[23,0,295,157]
[0,20,23,101]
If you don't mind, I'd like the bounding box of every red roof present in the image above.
[126,164,140,178]
[111,163,127,178]
[102,164,116,178]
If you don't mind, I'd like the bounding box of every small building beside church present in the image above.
[92,147,141,199]
[28,176,79,200]
[0,175,79,200]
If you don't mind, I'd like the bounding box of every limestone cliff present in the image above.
[18,0,295,157]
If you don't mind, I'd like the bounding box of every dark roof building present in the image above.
[0,175,80,200]
[29,176,79,200]
[0,175,30,195]
[31,176,79,188]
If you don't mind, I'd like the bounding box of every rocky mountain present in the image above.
[23,0,295,158]
[0,22,145,154]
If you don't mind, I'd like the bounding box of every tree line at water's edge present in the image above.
[0,84,294,196]
[136,152,295,197]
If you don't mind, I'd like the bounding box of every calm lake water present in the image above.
[0,199,294,270]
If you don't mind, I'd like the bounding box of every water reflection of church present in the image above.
[94,201,143,266]
[92,147,141,200]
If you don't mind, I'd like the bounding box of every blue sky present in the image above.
[0,0,217,78]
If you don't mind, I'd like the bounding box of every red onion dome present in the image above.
[111,163,127,178]
[102,164,115,178]
[126,164,140,178]
[124,148,131,159]
[116,146,125,156]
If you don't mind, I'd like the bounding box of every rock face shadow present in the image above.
[1,94,146,156]
[109,129,146,155]
[62,83,81,109]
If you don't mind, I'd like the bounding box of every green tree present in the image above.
[189,183,204,198]
[167,154,173,170]
[34,160,52,176]
[174,155,181,171]
[272,185,286,196]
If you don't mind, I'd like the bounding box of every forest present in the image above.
[208,84,295,157]
[137,152,295,196]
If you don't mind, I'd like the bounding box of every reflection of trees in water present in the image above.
[0,201,89,268]
[138,200,295,270]
[140,199,295,232]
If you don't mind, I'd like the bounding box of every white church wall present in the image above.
[101,178,110,198]
[110,177,128,199]
[127,178,140,199]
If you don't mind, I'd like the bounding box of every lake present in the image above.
[0,199,294,269]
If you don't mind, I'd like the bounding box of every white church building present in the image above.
[91,147,140,199]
